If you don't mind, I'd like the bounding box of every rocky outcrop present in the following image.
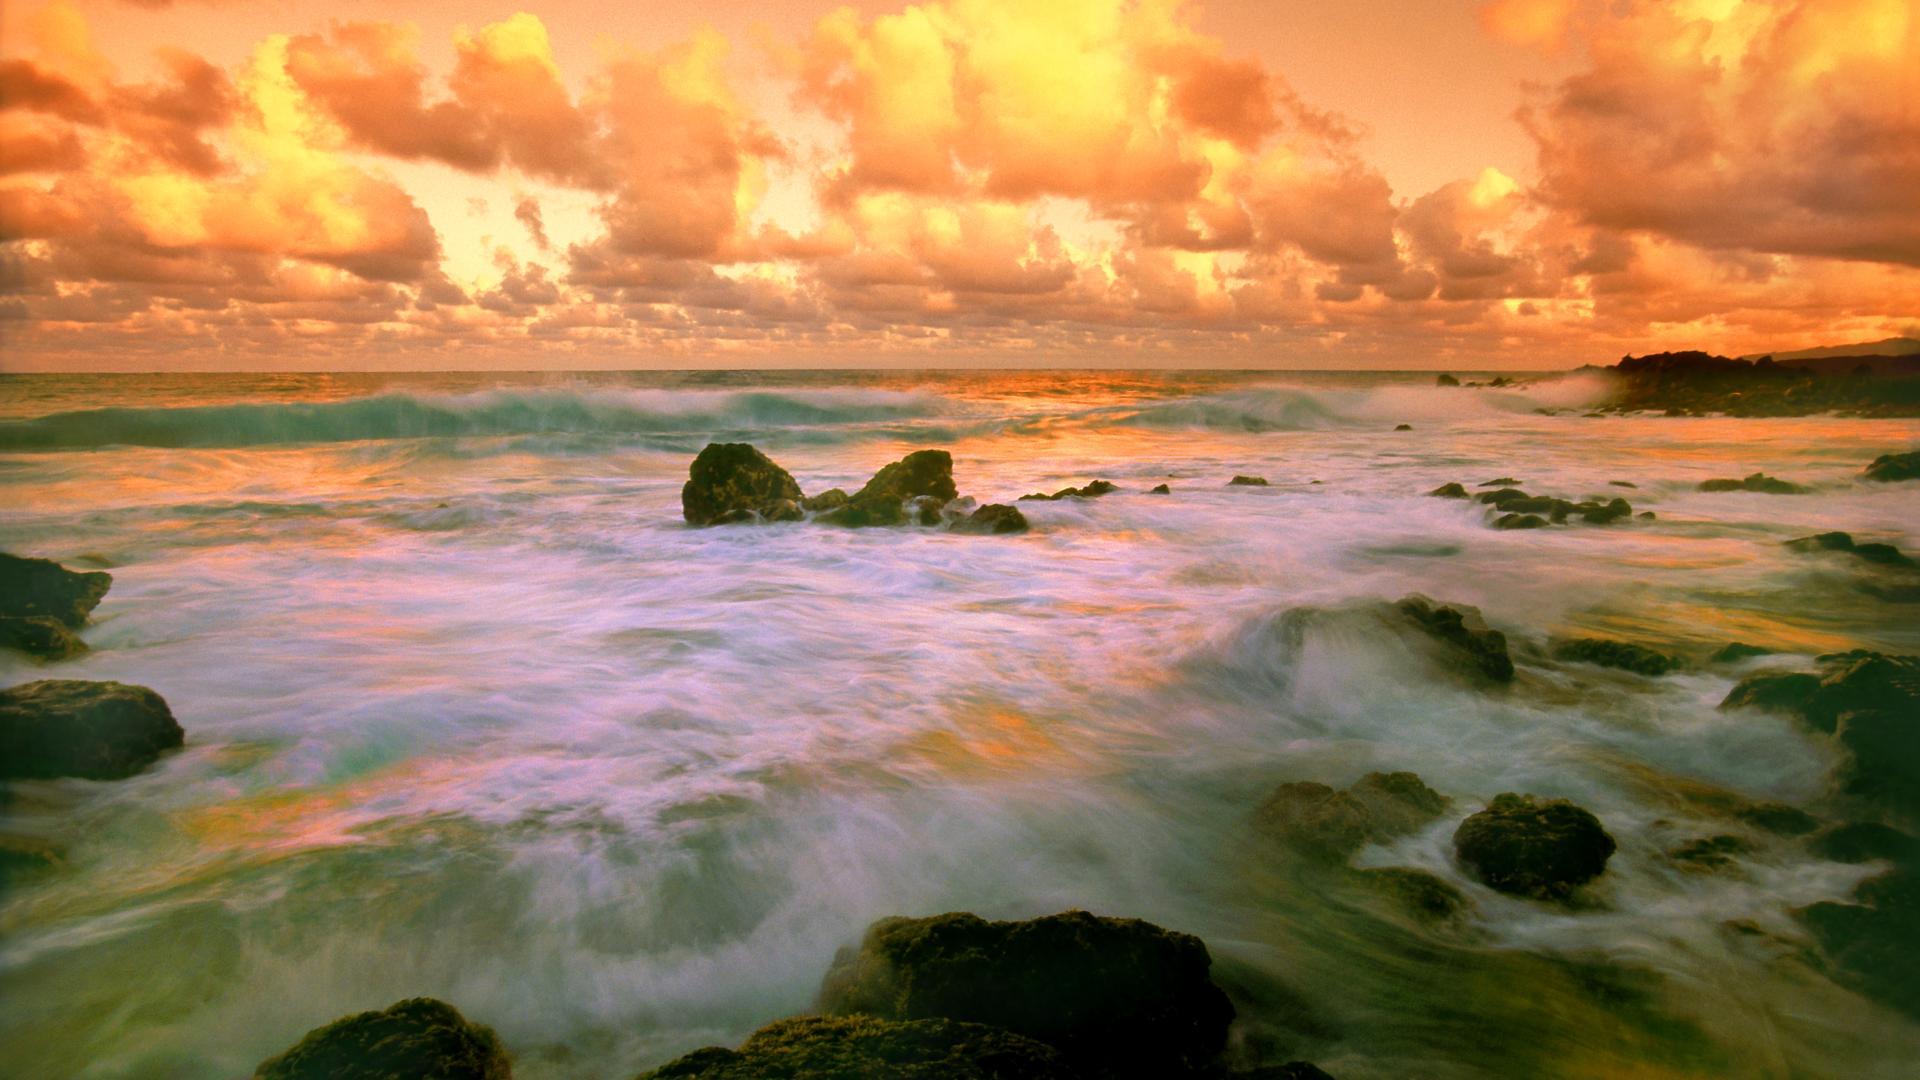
[850,450,958,504]
[1710,642,1773,664]
[1785,531,1913,567]
[253,998,511,1080]
[637,1016,1073,1080]
[1255,772,1449,863]
[1020,480,1118,501]
[1551,638,1679,676]
[681,444,805,525]
[1395,597,1515,683]
[1698,473,1806,494]
[1595,351,1920,417]
[817,910,1234,1079]
[1468,487,1634,528]
[1864,451,1920,482]
[0,553,111,659]
[1452,794,1616,900]
[0,680,183,781]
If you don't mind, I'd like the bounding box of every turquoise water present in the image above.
[1,370,1916,1078]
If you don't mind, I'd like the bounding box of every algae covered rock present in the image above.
[1785,531,1913,567]
[1452,793,1616,900]
[0,679,183,780]
[253,998,511,1080]
[1356,867,1469,922]
[1021,480,1118,501]
[818,909,1233,1078]
[1551,638,1679,676]
[852,450,958,504]
[681,444,804,525]
[0,553,111,629]
[636,1015,1073,1080]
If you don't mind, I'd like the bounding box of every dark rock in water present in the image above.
[816,497,907,528]
[253,997,511,1080]
[1357,867,1468,922]
[1722,652,1920,734]
[1863,451,1920,482]
[1426,483,1468,498]
[1787,531,1857,554]
[1228,475,1269,486]
[951,504,1029,535]
[1020,480,1117,501]
[804,488,849,512]
[1494,513,1547,530]
[1698,473,1806,494]
[682,444,805,526]
[1552,638,1679,676]
[1599,350,1920,417]
[1799,867,1920,1018]
[0,680,183,781]
[1720,671,1824,716]
[763,499,805,523]
[1710,642,1773,664]
[1669,834,1750,871]
[1476,487,1528,504]
[1395,597,1515,683]
[1149,483,1171,494]
[0,616,87,661]
[1811,823,1920,864]
[853,450,958,505]
[1254,782,1372,861]
[907,495,946,526]
[1479,478,1522,487]
[1393,424,1413,431]
[636,1015,1073,1080]
[0,838,60,891]
[1637,511,1656,520]
[1453,793,1616,900]
[1349,771,1451,836]
[1735,802,1819,836]
[1577,498,1633,525]
[1609,480,1638,488]
[1786,530,1914,566]
[1436,373,1460,387]
[0,553,111,629]
[817,909,1234,1079]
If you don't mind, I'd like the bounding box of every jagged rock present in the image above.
[0,680,183,781]
[682,444,805,526]
[1721,652,1919,734]
[1811,823,1920,864]
[1785,531,1913,566]
[1551,638,1679,676]
[1452,794,1616,900]
[817,910,1234,1079]
[1426,483,1468,498]
[1356,867,1468,922]
[253,998,511,1080]
[1436,373,1460,387]
[952,504,1029,535]
[1227,476,1269,487]
[0,553,111,629]
[1863,451,1920,482]
[1799,868,1920,1018]
[636,1015,1073,1080]
[1698,473,1806,494]
[1020,480,1118,501]
[0,616,87,661]
[1395,597,1515,683]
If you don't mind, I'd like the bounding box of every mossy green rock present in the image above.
[1453,793,1616,900]
[681,444,805,525]
[0,553,111,628]
[852,450,957,504]
[253,998,511,1080]
[636,1015,1073,1079]
[818,909,1233,1079]
[0,679,183,780]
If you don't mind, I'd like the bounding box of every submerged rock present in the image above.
[1395,597,1515,683]
[951,504,1029,535]
[1698,473,1806,494]
[1863,451,1920,482]
[681,444,805,526]
[1784,531,1913,567]
[1668,834,1750,871]
[1228,475,1269,486]
[803,488,850,512]
[1551,638,1679,676]
[1453,793,1616,900]
[637,1015,1073,1080]
[1393,424,1413,431]
[0,616,87,661]
[1020,480,1118,501]
[818,909,1234,1079]
[0,680,183,781]
[1721,652,1919,735]
[0,838,60,891]
[253,997,511,1080]
[1256,772,1449,863]
[1480,478,1522,487]
[1799,868,1920,1018]
[1356,867,1468,922]
[1426,483,1468,499]
[1735,801,1820,837]
[0,553,111,629]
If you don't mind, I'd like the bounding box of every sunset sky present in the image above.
[1,0,1915,370]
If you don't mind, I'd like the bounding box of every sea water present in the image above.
[1,370,1916,1078]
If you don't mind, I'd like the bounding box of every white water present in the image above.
[1,370,1917,1078]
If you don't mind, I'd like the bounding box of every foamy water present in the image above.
[1,370,1917,1078]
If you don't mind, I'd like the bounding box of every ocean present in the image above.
[2,369,1917,1077]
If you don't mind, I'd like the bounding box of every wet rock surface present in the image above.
[1453,794,1617,900]
[1863,451,1920,482]
[0,553,112,629]
[1594,351,1920,417]
[253,998,511,1080]
[682,444,805,525]
[1719,652,1919,821]
[0,679,184,781]
[637,1015,1074,1080]
[1784,531,1913,567]
[1799,867,1920,1019]
[1395,597,1515,684]
[1256,772,1449,863]
[0,616,88,661]
[1697,473,1806,494]
[950,504,1030,535]
[1551,638,1680,676]
[1021,480,1119,501]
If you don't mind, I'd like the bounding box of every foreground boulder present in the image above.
[682,444,805,525]
[638,1016,1072,1080]
[818,910,1234,1078]
[0,553,112,628]
[254,998,511,1080]
[0,616,87,661]
[1395,597,1515,683]
[1698,473,1806,494]
[1255,772,1449,863]
[0,680,183,780]
[1863,451,1920,482]
[1452,794,1616,900]
[1551,638,1679,676]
